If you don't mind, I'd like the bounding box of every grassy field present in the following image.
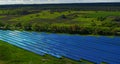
[2,11,120,25]
[0,10,120,35]
[0,40,95,64]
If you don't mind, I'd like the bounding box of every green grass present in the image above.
[84,11,120,18]
[0,10,120,35]
[0,16,6,19]
[0,40,94,64]
[10,11,76,22]
[1,11,118,28]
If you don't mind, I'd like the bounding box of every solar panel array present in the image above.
[0,30,120,64]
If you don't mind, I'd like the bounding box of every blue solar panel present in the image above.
[0,30,120,64]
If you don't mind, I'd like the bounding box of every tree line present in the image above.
[0,22,120,36]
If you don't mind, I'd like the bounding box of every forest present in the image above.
[0,3,120,36]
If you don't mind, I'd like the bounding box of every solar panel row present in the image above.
[0,30,120,64]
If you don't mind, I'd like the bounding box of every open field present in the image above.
[0,10,120,35]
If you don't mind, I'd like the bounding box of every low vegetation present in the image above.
[0,10,120,36]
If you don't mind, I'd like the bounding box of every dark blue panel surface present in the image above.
[0,30,120,64]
